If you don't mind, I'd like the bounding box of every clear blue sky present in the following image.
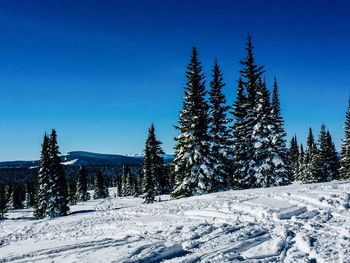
[0,0,349,161]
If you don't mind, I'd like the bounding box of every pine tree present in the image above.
[68,180,78,205]
[317,124,335,182]
[24,190,31,208]
[231,79,250,188]
[340,98,350,179]
[326,131,340,180]
[232,34,264,189]
[0,185,8,219]
[116,176,122,197]
[121,165,134,197]
[141,124,166,203]
[34,134,51,219]
[208,60,231,190]
[270,79,290,185]
[93,171,108,199]
[288,135,299,180]
[172,47,214,198]
[5,186,15,210]
[303,128,321,183]
[46,129,69,218]
[296,144,305,181]
[76,166,90,202]
[251,79,275,187]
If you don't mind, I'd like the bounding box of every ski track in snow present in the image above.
[1,181,350,262]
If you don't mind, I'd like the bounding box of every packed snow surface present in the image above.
[1,181,350,262]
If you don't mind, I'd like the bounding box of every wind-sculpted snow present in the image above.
[1,181,350,262]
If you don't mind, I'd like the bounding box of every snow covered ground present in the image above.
[1,181,350,262]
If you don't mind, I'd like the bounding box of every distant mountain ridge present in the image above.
[0,151,174,169]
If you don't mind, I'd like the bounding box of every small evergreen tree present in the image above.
[68,180,78,205]
[302,128,321,183]
[5,186,15,210]
[172,47,214,198]
[288,135,299,181]
[76,166,90,201]
[46,129,69,218]
[340,98,350,179]
[296,144,305,181]
[0,185,8,219]
[121,165,134,197]
[208,60,232,190]
[141,124,166,203]
[326,131,340,180]
[34,134,51,219]
[93,171,108,199]
[317,125,339,182]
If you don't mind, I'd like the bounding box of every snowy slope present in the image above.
[1,181,350,262]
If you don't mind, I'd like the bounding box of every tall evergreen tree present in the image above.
[232,34,264,189]
[34,134,51,219]
[120,165,134,197]
[142,124,166,203]
[208,60,231,190]
[302,128,321,183]
[67,180,78,205]
[93,171,108,199]
[0,185,8,219]
[296,143,305,181]
[231,79,250,188]
[326,131,340,180]
[76,166,90,201]
[288,135,299,180]
[340,98,350,179]
[251,79,275,187]
[270,79,289,184]
[46,129,69,218]
[317,125,337,182]
[172,47,214,198]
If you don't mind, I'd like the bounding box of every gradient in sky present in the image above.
[0,0,349,161]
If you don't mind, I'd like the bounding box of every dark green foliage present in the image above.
[231,79,251,188]
[340,98,350,179]
[120,165,135,197]
[232,35,265,189]
[208,60,232,190]
[288,135,299,180]
[318,126,339,182]
[172,47,214,198]
[0,185,8,219]
[76,166,90,201]
[34,134,51,219]
[93,170,109,199]
[270,79,289,185]
[302,128,322,183]
[46,129,69,217]
[141,124,167,203]
[68,180,78,205]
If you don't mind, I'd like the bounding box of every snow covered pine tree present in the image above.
[208,60,232,190]
[46,129,69,218]
[340,98,350,179]
[172,47,214,198]
[141,124,166,203]
[76,166,90,201]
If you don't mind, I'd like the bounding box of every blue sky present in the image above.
[0,0,349,160]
